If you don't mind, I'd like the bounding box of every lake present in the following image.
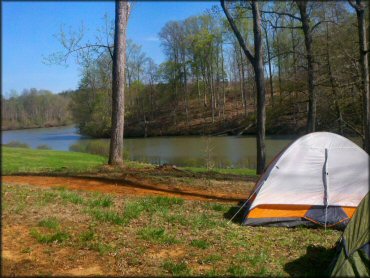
[2,125,361,169]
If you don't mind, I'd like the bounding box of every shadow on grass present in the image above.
[284,245,336,277]
[223,201,247,223]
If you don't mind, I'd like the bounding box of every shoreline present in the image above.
[1,123,75,132]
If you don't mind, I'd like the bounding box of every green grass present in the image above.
[205,203,228,212]
[3,183,341,276]
[86,242,113,255]
[121,196,185,224]
[145,196,184,207]
[190,239,210,249]
[227,265,248,276]
[30,228,70,244]
[2,147,257,180]
[162,260,191,276]
[2,146,106,174]
[122,201,146,223]
[79,229,95,242]
[164,213,189,226]
[84,196,185,226]
[138,227,179,244]
[38,217,60,229]
[190,213,218,230]
[87,208,125,225]
[60,190,84,205]
[202,254,222,264]
[88,195,113,208]
[37,191,58,206]
[181,166,257,177]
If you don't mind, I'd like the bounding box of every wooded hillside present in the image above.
[3,2,368,141]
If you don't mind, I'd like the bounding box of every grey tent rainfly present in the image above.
[238,132,369,229]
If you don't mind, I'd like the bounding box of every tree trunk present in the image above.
[109,1,130,165]
[221,42,226,119]
[264,25,274,106]
[274,28,283,100]
[353,0,370,153]
[296,1,316,133]
[238,46,248,115]
[252,2,266,175]
[221,0,266,174]
[326,23,344,135]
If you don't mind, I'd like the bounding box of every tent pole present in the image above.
[324,148,329,230]
[227,181,265,224]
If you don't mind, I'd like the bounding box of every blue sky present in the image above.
[2,1,218,96]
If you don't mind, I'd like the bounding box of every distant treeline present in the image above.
[1,89,72,130]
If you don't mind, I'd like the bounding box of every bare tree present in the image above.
[348,0,369,153]
[109,0,131,165]
[295,1,316,133]
[221,0,266,174]
[45,3,131,164]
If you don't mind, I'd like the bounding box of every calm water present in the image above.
[2,125,361,169]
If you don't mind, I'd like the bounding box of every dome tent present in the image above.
[242,132,369,229]
[329,192,369,276]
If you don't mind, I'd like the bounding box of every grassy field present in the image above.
[2,146,341,276]
[2,183,340,276]
[2,146,257,177]
[2,147,107,175]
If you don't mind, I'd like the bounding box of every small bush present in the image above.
[69,140,110,157]
[36,144,51,150]
[4,141,29,148]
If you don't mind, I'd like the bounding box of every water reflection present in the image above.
[2,125,361,169]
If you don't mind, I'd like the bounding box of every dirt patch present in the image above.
[1,224,115,277]
[62,266,104,276]
[150,246,186,260]
[3,175,248,202]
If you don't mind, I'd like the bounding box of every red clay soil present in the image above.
[2,176,247,203]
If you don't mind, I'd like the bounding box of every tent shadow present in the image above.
[284,244,336,277]
[223,201,247,223]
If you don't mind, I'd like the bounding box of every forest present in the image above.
[2,2,368,141]
[1,89,72,130]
